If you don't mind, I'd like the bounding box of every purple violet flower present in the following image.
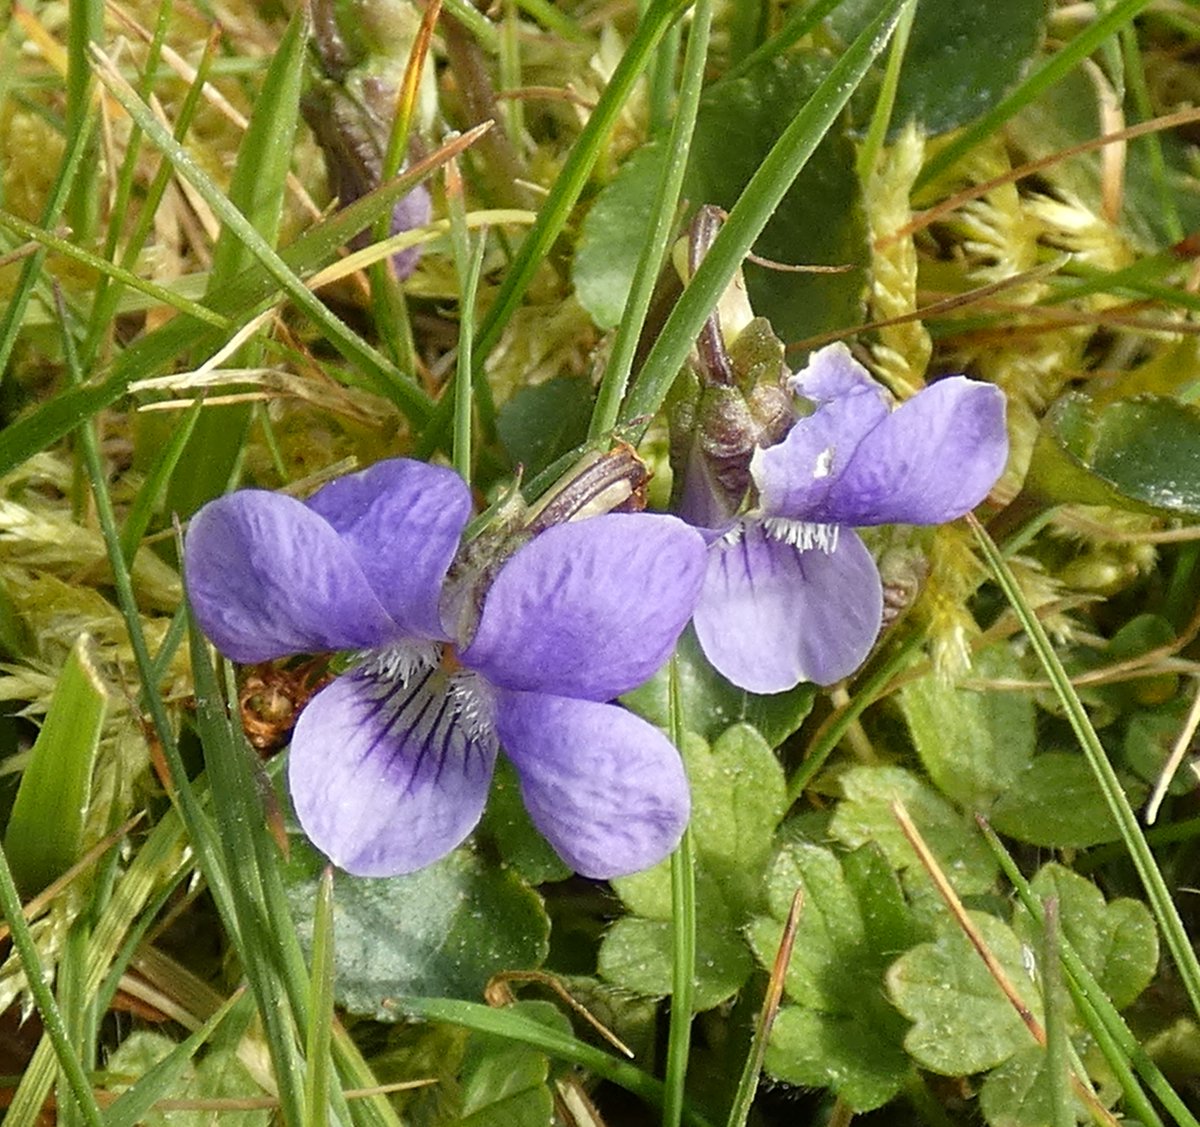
[691,343,1009,694]
[184,458,707,879]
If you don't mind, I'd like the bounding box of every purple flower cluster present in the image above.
[690,344,1009,693]
[185,460,705,879]
[184,345,1006,880]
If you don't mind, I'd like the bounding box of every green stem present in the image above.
[663,656,696,1127]
[786,630,922,804]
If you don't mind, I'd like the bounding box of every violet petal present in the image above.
[462,514,706,701]
[306,458,471,640]
[692,522,883,692]
[753,381,890,522]
[790,342,888,405]
[495,689,689,878]
[288,663,497,876]
[819,376,1008,525]
[185,490,399,663]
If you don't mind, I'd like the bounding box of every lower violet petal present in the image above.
[185,490,400,663]
[692,522,883,692]
[288,661,498,877]
[495,689,690,879]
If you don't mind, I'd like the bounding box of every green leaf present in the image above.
[978,1044,1087,1127]
[764,1006,911,1113]
[989,751,1140,849]
[1012,863,1158,1011]
[622,627,815,747]
[458,1002,558,1127]
[479,758,571,885]
[574,53,867,343]
[496,377,594,478]
[573,144,665,330]
[887,911,1041,1075]
[600,725,785,1007]
[4,634,107,893]
[832,0,1049,137]
[105,1031,271,1127]
[899,646,1036,811]
[170,8,308,518]
[281,841,549,1016]
[828,765,999,896]
[746,840,915,1110]
[598,914,754,1013]
[1027,392,1200,516]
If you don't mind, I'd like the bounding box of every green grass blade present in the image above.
[664,655,696,1127]
[969,516,1200,1020]
[4,634,107,894]
[88,45,431,424]
[1041,900,1073,1127]
[102,990,244,1127]
[0,839,106,1127]
[187,628,307,1126]
[915,0,1154,188]
[394,997,718,1127]
[205,10,306,289]
[171,6,309,516]
[0,97,97,382]
[303,868,335,1127]
[0,208,230,329]
[422,0,693,452]
[589,0,715,440]
[621,0,911,428]
[0,137,475,480]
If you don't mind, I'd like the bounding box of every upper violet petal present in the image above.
[495,689,689,879]
[789,342,888,405]
[822,377,1008,526]
[288,663,498,877]
[462,514,707,701]
[692,522,883,692]
[185,490,400,663]
[753,383,889,522]
[306,458,471,639]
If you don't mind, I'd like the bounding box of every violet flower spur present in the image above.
[184,458,707,879]
[690,343,1009,695]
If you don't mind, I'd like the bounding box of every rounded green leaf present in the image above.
[572,53,867,344]
[764,1004,911,1112]
[829,765,998,895]
[989,751,1142,849]
[1013,863,1158,1011]
[597,914,753,1011]
[281,842,549,1016]
[1028,393,1200,516]
[898,646,1035,812]
[887,912,1041,1075]
[832,0,1048,137]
